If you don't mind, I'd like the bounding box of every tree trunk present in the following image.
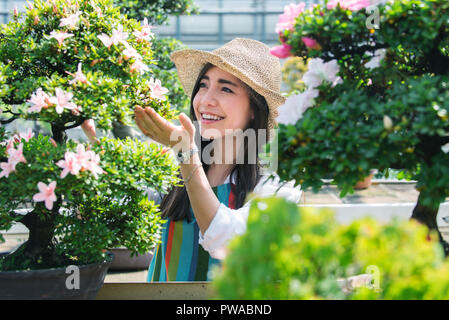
[1,208,63,271]
[411,193,449,257]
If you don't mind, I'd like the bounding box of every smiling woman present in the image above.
[132,38,302,282]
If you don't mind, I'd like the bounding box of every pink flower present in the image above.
[33,181,57,210]
[111,25,128,45]
[49,88,77,114]
[0,161,15,178]
[59,11,82,29]
[98,26,128,49]
[66,63,89,85]
[8,143,27,167]
[269,43,292,59]
[19,128,34,142]
[74,144,91,167]
[48,31,74,46]
[72,144,104,178]
[94,6,103,17]
[148,78,169,101]
[133,18,154,43]
[275,2,306,34]
[301,37,321,50]
[130,59,149,75]
[6,129,33,153]
[98,33,113,49]
[27,88,51,113]
[122,43,142,61]
[57,151,81,178]
[83,153,104,179]
[327,0,371,11]
[276,89,319,125]
[303,58,342,89]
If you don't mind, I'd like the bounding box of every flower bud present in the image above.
[383,115,393,131]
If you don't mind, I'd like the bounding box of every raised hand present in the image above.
[134,106,196,152]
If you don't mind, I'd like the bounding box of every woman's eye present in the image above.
[199,82,207,88]
[222,87,233,93]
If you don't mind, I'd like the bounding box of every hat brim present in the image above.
[170,48,286,129]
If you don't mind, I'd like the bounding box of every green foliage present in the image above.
[116,0,198,26]
[212,196,449,299]
[274,0,449,206]
[0,0,181,270]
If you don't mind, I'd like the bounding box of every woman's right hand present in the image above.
[134,106,196,153]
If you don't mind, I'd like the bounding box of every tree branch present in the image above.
[63,117,87,130]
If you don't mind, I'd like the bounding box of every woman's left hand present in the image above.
[134,106,196,152]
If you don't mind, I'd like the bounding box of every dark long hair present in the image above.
[160,63,270,222]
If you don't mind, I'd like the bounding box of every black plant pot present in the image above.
[0,252,113,300]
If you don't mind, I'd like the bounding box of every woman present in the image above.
[131,38,302,282]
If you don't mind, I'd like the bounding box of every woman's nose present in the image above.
[199,87,218,107]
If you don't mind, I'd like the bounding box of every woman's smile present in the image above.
[200,112,225,124]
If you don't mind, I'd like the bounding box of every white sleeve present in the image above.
[198,175,302,259]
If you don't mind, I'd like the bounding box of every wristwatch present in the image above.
[176,146,199,164]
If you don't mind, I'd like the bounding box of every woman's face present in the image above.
[193,66,254,140]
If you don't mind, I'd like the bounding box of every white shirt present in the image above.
[198,173,302,259]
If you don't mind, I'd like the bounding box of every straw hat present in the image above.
[170,38,286,130]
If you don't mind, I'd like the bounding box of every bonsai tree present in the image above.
[0,0,181,270]
[213,196,449,299]
[270,0,449,254]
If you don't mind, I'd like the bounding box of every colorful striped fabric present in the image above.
[147,182,236,282]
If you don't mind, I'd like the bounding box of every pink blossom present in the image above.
[83,153,104,179]
[122,43,142,61]
[98,33,113,49]
[57,151,81,178]
[111,25,128,45]
[66,63,89,85]
[94,6,103,17]
[269,43,292,59]
[276,89,319,125]
[275,2,306,34]
[27,88,51,113]
[0,161,15,178]
[148,78,169,101]
[133,18,154,43]
[327,0,371,11]
[130,59,149,75]
[48,31,74,46]
[49,88,77,114]
[59,11,81,29]
[19,128,34,142]
[301,37,321,50]
[303,58,342,89]
[33,181,57,210]
[74,144,91,167]
[6,129,34,153]
[72,144,104,178]
[8,143,27,167]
